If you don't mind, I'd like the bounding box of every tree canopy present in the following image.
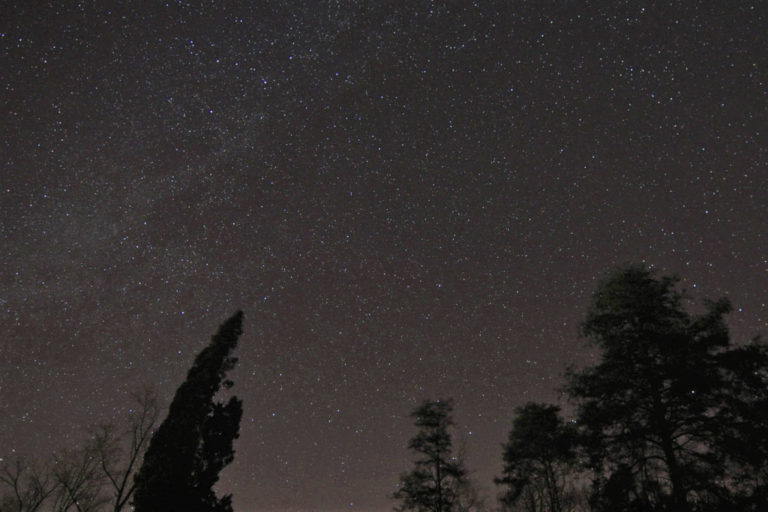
[567,265,768,511]
[496,403,577,512]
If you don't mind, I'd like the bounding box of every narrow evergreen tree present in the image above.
[133,311,244,512]
[393,399,467,512]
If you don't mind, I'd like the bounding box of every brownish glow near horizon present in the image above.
[1,3,766,511]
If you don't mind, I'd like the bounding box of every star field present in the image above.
[1,2,766,511]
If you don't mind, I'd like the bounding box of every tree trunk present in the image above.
[544,463,561,512]
[435,452,442,512]
[660,433,688,512]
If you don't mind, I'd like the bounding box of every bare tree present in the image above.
[50,447,106,512]
[2,389,160,512]
[0,457,57,512]
[91,388,158,512]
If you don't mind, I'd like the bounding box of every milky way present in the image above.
[1,2,766,511]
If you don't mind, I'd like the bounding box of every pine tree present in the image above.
[132,311,244,512]
[567,266,768,511]
[393,399,467,512]
[496,403,577,512]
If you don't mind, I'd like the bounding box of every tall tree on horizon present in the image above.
[132,311,244,512]
[393,399,468,512]
[567,266,768,511]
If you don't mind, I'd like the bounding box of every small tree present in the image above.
[495,403,577,512]
[133,311,244,512]
[92,388,159,512]
[393,399,467,512]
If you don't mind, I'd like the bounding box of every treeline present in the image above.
[3,266,767,512]
[0,388,158,512]
[1,312,244,512]
[393,266,768,512]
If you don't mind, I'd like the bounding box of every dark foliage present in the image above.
[566,265,768,511]
[132,311,244,512]
[393,399,467,512]
[496,403,577,512]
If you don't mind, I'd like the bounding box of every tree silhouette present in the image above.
[496,403,577,512]
[132,311,244,512]
[50,446,107,512]
[92,388,159,512]
[712,335,768,509]
[393,399,467,512]
[0,458,57,512]
[1,391,158,512]
[567,265,768,511]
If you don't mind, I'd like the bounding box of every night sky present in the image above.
[1,2,766,511]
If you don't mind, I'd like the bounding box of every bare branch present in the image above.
[91,387,159,512]
[0,457,58,512]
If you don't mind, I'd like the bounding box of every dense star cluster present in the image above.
[1,2,766,511]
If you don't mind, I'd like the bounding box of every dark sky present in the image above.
[1,2,766,511]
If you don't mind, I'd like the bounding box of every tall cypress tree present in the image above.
[133,311,244,512]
